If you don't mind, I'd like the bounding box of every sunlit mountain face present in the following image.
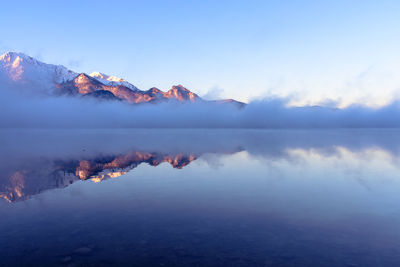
[0,52,245,106]
[58,73,201,104]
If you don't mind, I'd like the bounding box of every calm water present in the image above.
[1,129,400,266]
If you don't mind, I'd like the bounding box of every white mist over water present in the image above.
[1,72,400,128]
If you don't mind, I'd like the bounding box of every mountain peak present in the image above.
[89,72,126,82]
[0,51,77,84]
[0,52,41,70]
[89,71,138,91]
[75,73,94,81]
[171,84,190,92]
[166,85,199,102]
[0,52,242,106]
[146,87,163,93]
[0,51,34,62]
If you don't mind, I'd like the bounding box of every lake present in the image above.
[1,129,400,266]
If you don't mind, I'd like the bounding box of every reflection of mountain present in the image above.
[0,151,198,203]
[73,152,196,180]
[3,128,400,203]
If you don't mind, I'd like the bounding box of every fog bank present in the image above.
[1,86,400,128]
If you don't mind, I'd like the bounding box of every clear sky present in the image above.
[1,0,400,105]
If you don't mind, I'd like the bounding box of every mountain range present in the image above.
[0,51,244,106]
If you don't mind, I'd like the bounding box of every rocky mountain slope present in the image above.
[0,51,244,106]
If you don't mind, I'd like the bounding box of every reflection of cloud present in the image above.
[3,129,400,161]
[280,146,399,188]
[200,153,224,170]
[287,146,394,166]
[2,129,400,203]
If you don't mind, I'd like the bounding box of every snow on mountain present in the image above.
[0,51,244,106]
[89,72,139,91]
[0,52,77,88]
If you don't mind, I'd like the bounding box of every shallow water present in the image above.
[1,129,400,266]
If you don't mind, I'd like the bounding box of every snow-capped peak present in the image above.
[0,51,77,84]
[0,51,37,64]
[89,72,126,82]
[89,71,138,91]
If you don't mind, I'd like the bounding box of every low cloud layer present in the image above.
[1,83,400,128]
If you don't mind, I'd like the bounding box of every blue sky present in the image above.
[1,0,400,105]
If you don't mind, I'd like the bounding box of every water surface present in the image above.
[1,129,400,266]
